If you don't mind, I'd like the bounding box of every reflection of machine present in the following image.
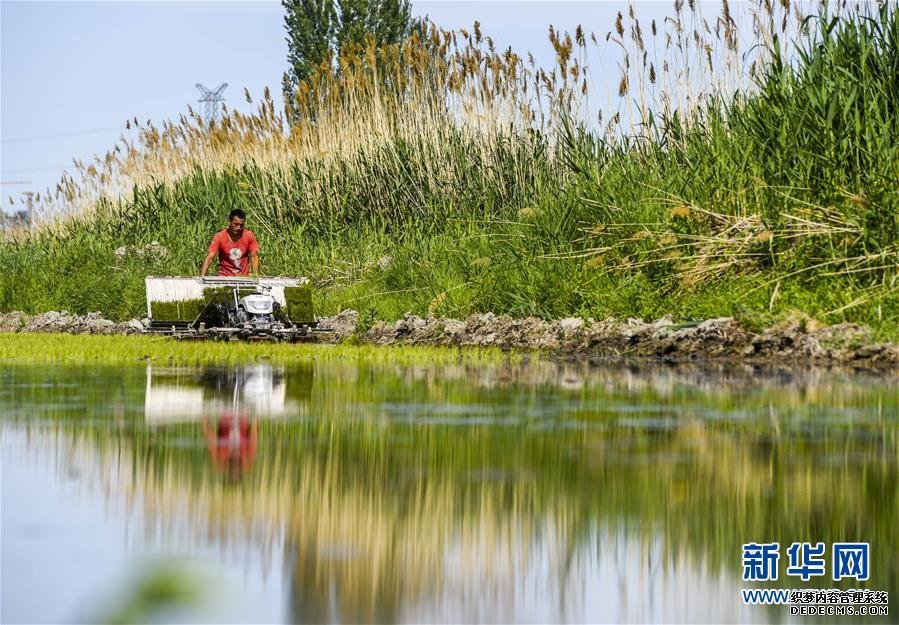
[145,276,333,341]
[144,364,313,425]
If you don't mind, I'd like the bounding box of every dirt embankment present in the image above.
[0,311,147,335]
[1,309,897,371]
[357,312,899,371]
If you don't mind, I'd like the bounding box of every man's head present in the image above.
[227,208,246,236]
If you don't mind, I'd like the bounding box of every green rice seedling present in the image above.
[0,333,521,367]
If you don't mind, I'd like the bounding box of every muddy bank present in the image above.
[359,312,898,371]
[1,309,897,371]
[0,311,147,335]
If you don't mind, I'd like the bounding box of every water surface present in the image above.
[2,359,896,623]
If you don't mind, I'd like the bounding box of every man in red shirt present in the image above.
[200,209,260,276]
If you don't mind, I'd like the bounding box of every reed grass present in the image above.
[1,1,896,335]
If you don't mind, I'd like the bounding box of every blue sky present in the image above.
[1,1,675,212]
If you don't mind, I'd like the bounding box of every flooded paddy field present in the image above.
[1,358,896,623]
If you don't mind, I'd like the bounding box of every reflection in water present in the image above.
[201,413,257,480]
[1,360,897,623]
[144,364,313,423]
[144,364,314,480]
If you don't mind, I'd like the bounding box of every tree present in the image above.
[282,0,419,121]
[335,0,414,54]
[282,0,336,118]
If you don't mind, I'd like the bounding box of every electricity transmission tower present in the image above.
[195,82,228,124]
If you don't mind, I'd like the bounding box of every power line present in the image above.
[0,165,68,174]
[1,126,123,144]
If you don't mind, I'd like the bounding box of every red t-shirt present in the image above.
[208,229,259,276]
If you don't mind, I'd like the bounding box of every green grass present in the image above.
[0,333,520,366]
[1,4,896,337]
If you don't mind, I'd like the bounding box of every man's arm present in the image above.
[248,231,260,276]
[200,251,217,277]
[202,234,220,276]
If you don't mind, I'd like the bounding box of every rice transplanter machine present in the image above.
[145,276,330,340]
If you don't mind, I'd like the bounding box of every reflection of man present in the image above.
[202,412,258,480]
[200,208,260,277]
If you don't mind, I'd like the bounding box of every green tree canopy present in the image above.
[282,0,419,121]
